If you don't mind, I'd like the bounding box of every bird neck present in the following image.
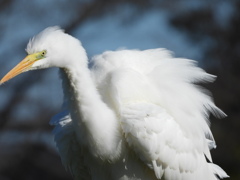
[59,51,121,160]
[62,62,103,115]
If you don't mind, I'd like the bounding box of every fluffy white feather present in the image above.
[3,27,229,180]
[90,48,228,179]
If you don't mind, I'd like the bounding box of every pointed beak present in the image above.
[0,54,38,84]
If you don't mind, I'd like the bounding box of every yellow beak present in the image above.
[0,53,38,84]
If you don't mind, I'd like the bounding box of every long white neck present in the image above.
[59,48,121,160]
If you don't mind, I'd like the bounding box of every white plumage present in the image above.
[1,27,229,180]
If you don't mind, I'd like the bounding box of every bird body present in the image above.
[1,27,229,180]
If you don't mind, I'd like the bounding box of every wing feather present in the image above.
[121,102,223,180]
[91,48,228,179]
[50,111,91,180]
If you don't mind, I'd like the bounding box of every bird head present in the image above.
[0,26,85,84]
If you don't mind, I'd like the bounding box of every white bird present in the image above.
[0,26,229,180]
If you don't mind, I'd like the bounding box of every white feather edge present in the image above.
[209,163,229,179]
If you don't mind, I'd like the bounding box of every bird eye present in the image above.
[36,50,47,60]
[42,50,46,56]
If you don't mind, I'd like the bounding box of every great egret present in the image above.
[1,26,228,180]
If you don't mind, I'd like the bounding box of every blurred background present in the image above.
[0,0,239,179]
